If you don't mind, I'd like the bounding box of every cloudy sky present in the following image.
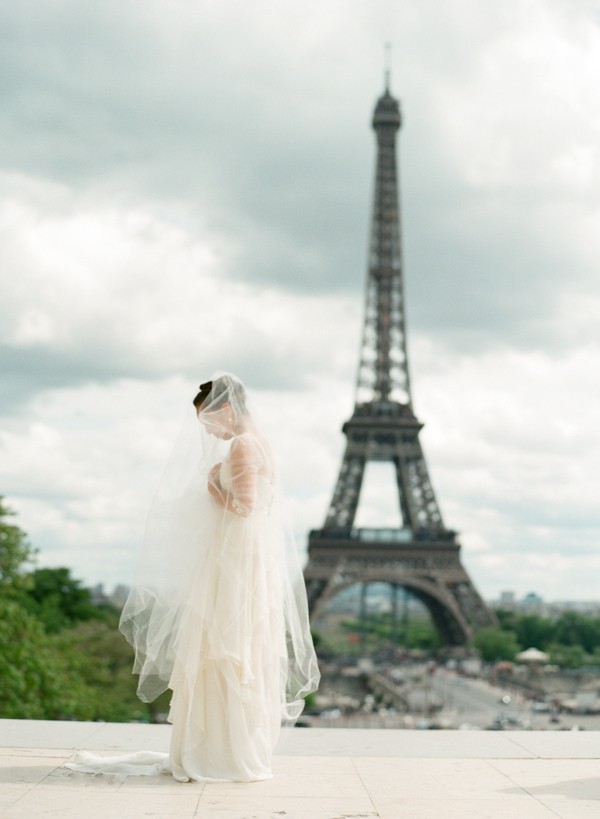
[1,0,600,603]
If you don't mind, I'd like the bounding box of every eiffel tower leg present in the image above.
[305,576,328,615]
[424,594,469,645]
[323,444,366,532]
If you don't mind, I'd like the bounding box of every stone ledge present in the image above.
[1,721,599,818]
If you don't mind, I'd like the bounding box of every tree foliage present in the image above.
[54,614,171,722]
[0,497,36,594]
[23,567,101,633]
[473,627,520,662]
[548,643,586,669]
[512,615,556,651]
[496,609,600,654]
[340,613,441,651]
[0,502,162,721]
[553,612,600,653]
[0,597,94,719]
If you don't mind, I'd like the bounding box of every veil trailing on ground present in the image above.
[118,373,320,724]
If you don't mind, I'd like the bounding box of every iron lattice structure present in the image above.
[304,85,495,644]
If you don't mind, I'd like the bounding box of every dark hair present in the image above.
[192,376,248,413]
[192,381,213,409]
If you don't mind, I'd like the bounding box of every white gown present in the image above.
[68,375,319,783]
[167,462,283,782]
[68,461,302,783]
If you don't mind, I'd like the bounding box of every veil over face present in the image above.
[119,373,320,724]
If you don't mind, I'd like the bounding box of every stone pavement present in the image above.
[1,719,600,818]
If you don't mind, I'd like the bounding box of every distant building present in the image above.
[521,592,544,613]
[110,584,130,609]
[89,583,109,606]
[492,591,600,618]
[498,591,516,611]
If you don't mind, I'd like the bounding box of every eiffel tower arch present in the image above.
[304,81,495,645]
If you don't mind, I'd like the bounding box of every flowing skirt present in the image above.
[68,486,318,782]
[167,505,285,782]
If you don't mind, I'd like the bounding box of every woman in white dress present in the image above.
[69,374,320,782]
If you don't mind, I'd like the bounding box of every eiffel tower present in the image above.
[304,81,495,645]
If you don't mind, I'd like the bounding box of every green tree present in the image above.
[23,567,100,633]
[54,616,163,722]
[554,612,600,653]
[340,613,440,651]
[548,643,586,669]
[0,497,36,594]
[473,627,520,662]
[0,597,94,719]
[495,609,518,632]
[513,615,555,651]
[0,502,152,721]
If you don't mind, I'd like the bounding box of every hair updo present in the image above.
[192,375,248,414]
[192,381,213,409]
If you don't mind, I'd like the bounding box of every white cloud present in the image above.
[412,339,600,596]
[0,175,362,404]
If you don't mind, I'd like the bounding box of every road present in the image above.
[312,664,600,730]
[431,668,600,730]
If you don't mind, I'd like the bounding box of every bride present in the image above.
[68,374,320,782]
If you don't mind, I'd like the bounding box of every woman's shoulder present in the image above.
[233,430,266,450]
[231,431,271,463]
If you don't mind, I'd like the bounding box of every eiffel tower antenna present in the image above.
[304,83,495,645]
[384,42,392,91]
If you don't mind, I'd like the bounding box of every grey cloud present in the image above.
[0,325,317,415]
[0,344,156,415]
[1,19,370,297]
[3,1,595,372]
[3,0,593,348]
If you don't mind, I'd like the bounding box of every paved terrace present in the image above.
[1,720,600,818]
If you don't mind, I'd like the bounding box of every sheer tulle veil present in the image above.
[118,372,320,723]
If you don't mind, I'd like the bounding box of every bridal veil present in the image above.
[118,373,320,727]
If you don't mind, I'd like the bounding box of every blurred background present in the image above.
[1,0,600,727]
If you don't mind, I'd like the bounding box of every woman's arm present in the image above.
[206,439,258,516]
[207,463,225,505]
[227,437,258,516]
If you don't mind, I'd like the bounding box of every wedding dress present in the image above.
[67,374,319,782]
